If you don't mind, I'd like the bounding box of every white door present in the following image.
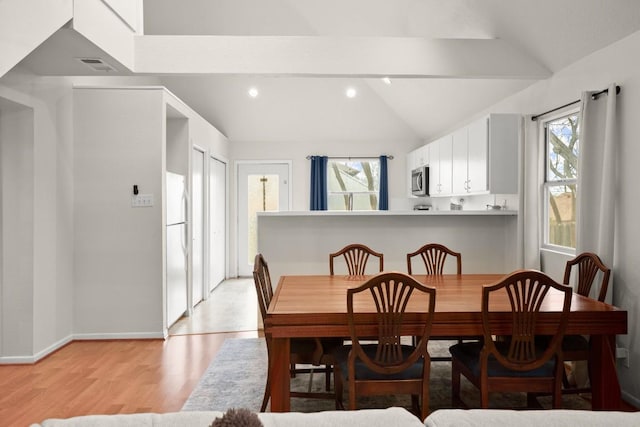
[237,162,290,276]
[209,156,226,292]
[191,147,205,306]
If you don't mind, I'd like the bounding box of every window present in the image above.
[327,159,380,210]
[543,111,580,250]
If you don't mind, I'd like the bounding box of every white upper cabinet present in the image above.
[429,135,452,196]
[409,113,520,199]
[429,114,520,197]
[452,117,489,195]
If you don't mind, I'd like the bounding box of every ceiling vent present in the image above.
[76,57,117,72]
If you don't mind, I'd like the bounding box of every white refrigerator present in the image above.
[166,172,188,328]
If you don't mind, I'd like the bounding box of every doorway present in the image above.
[237,162,290,276]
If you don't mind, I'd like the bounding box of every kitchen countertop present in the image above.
[258,210,517,217]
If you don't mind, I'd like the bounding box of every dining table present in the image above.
[264,273,628,412]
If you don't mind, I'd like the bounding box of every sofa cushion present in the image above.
[424,409,640,427]
[33,407,424,427]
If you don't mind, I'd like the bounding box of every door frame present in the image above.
[190,145,206,307]
[235,160,292,277]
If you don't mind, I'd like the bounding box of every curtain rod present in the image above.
[531,85,620,121]
[305,155,394,160]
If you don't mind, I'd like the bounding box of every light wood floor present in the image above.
[0,279,260,427]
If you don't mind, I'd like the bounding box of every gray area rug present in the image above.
[182,338,592,413]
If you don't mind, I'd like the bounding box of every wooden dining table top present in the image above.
[266,273,627,337]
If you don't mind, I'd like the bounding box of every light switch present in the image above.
[132,194,154,207]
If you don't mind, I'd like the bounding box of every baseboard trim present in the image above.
[73,331,165,340]
[0,332,165,364]
[0,334,74,365]
[622,390,640,409]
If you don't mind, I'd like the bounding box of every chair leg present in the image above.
[260,373,271,412]
[348,379,357,410]
[411,395,420,417]
[290,362,296,378]
[451,361,461,402]
[325,365,332,391]
[334,365,344,410]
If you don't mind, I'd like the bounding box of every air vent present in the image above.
[76,57,116,72]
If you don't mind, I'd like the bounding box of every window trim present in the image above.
[540,108,580,254]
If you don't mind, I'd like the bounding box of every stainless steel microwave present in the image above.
[411,166,429,196]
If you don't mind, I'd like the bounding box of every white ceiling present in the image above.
[17,0,640,144]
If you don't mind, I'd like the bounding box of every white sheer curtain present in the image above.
[576,83,618,304]
[518,115,543,269]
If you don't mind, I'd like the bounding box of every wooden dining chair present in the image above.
[450,270,573,409]
[406,243,462,360]
[253,254,340,411]
[333,272,436,420]
[560,252,611,394]
[329,244,384,275]
[406,243,461,275]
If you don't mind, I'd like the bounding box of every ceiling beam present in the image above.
[133,36,550,79]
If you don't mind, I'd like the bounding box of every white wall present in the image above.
[74,88,166,337]
[73,87,229,338]
[0,70,75,362]
[460,30,640,405]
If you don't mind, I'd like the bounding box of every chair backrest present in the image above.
[481,270,572,371]
[563,252,611,302]
[406,243,462,275]
[253,253,273,322]
[346,272,436,375]
[329,243,384,275]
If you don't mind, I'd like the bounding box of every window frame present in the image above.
[540,108,580,254]
[326,157,381,211]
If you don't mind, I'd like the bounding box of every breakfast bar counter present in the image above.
[257,210,519,282]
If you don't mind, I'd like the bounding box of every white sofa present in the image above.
[424,409,640,427]
[31,407,640,427]
[31,407,423,427]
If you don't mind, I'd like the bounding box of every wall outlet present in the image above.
[616,347,630,368]
[131,194,154,207]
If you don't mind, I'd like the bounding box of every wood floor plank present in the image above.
[0,331,258,426]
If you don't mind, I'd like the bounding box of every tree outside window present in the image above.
[544,113,579,249]
[327,159,380,211]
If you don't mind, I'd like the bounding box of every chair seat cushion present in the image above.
[449,341,556,378]
[334,344,424,381]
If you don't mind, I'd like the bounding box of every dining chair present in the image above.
[253,253,341,411]
[333,272,436,420]
[406,243,462,275]
[406,243,462,360]
[449,270,573,409]
[329,243,384,275]
[560,252,611,394]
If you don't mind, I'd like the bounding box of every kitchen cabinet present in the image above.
[430,114,520,197]
[452,117,488,195]
[428,135,452,196]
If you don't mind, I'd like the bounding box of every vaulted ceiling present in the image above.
[17,0,640,144]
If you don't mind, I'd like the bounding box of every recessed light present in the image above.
[346,87,357,98]
[382,77,392,85]
[248,87,259,98]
